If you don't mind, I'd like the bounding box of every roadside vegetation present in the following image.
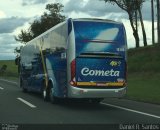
[127,43,160,104]
[0,60,18,81]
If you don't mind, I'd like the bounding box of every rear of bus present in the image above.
[68,19,127,98]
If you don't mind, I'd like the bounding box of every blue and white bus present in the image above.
[19,18,127,103]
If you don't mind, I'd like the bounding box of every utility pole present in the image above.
[157,0,160,44]
[151,0,155,44]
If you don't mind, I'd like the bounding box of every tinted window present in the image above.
[73,21,124,42]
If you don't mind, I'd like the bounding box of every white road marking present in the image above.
[0,79,17,85]
[101,102,160,119]
[17,97,36,108]
[0,86,4,90]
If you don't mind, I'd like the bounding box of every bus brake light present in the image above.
[70,59,76,86]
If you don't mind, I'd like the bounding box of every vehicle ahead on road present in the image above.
[19,18,127,103]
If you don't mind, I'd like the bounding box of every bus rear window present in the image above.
[73,21,124,43]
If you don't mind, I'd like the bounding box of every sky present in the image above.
[0,0,158,60]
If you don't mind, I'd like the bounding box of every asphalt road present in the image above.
[0,78,160,129]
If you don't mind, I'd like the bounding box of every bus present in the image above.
[19,18,127,103]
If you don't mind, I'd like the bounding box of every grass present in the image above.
[127,43,160,104]
[0,60,18,81]
[128,44,160,73]
[127,72,160,104]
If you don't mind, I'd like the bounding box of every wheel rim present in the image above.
[43,89,47,99]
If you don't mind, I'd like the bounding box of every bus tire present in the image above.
[49,83,58,104]
[42,82,49,101]
[22,87,27,93]
[20,78,27,93]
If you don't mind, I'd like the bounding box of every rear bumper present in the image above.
[67,85,127,98]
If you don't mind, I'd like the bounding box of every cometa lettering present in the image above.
[81,67,120,77]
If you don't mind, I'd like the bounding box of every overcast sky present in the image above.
[0,0,158,60]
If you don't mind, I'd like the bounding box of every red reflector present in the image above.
[70,59,76,86]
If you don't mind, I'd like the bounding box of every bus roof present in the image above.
[72,18,123,25]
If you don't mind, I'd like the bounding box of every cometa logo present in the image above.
[81,67,120,77]
[110,61,121,66]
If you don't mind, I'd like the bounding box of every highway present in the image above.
[0,79,160,129]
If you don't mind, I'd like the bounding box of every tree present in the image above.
[133,4,140,48]
[103,0,147,47]
[157,0,160,44]
[15,30,33,44]
[15,3,66,43]
[137,0,147,46]
[14,3,66,68]
[151,0,155,44]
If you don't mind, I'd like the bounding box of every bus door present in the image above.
[29,61,43,91]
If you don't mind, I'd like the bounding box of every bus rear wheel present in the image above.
[42,82,49,101]
[49,83,58,104]
[20,78,27,93]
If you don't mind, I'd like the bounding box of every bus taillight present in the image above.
[70,59,76,86]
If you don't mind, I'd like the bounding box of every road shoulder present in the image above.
[103,98,160,117]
